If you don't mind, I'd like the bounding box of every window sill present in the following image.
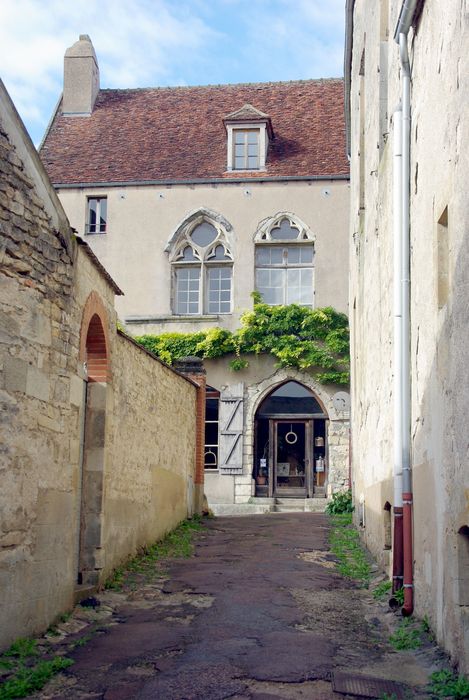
[125,314,228,324]
[84,230,107,235]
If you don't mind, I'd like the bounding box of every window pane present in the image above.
[206,397,219,421]
[248,144,258,156]
[190,222,217,246]
[248,156,259,169]
[182,246,197,261]
[88,199,97,232]
[270,219,299,240]
[99,199,107,231]
[209,244,230,261]
[299,246,314,263]
[287,246,300,264]
[256,247,270,264]
[235,144,245,157]
[176,268,200,314]
[234,131,245,144]
[205,421,218,444]
[207,267,232,313]
[270,247,283,264]
[256,268,285,305]
[235,156,245,169]
[247,131,258,144]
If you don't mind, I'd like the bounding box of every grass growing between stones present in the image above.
[0,639,73,700]
[427,669,469,699]
[104,515,205,591]
[329,513,371,587]
[388,618,422,651]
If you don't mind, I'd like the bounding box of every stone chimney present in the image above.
[63,34,100,115]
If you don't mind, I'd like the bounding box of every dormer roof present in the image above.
[223,103,274,138]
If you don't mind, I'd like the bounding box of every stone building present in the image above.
[346,0,469,670]
[0,79,202,649]
[40,36,351,512]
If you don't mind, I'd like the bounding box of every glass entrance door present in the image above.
[274,421,309,496]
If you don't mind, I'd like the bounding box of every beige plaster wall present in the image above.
[57,178,350,332]
[349,0,469,670]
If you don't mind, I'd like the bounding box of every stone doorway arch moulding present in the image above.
[79,291,111,382]
[243,368,350,493]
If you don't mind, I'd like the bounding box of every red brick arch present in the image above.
[79,291,111,382]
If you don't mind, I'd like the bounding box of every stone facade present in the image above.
[347,0,469,671]
[0,80,199,650]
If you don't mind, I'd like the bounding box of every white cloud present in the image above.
[0,0,345,144]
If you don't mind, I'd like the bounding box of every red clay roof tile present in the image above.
[40,79,349,184]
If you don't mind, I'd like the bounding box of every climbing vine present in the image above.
[135,301,349,385]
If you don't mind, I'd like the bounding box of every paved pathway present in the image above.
[38,513,442,699]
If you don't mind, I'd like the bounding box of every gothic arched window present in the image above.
[169,216,233,315]
[254,214,315,306]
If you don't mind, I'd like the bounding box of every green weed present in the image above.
[326,489,354,515]
[0,657,73,699]
[329,513,371,587]
[393,587,404,606]
[0,638,73,700]
[428,669,469,699]
[2,640,37,661]
[103,515,204,591]
[389,618,421,651]
[373,579,392,600]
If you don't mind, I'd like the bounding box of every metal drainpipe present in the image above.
[392,107,404,594]
[399,32,414,616]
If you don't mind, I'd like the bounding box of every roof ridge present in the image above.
[99,77,344,94]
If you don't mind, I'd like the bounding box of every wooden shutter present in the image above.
[219,383,244,475]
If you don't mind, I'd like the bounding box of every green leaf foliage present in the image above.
[135,304,349,385]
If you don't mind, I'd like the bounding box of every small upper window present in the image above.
[234,130,260,170]
[86,197,107,234]
[223,103,273,172]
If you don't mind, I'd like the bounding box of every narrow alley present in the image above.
[31,514,443,700]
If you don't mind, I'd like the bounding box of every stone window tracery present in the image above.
[169,217,233,315]
[254,214,315,307]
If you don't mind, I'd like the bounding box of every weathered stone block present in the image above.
[4,356,28,394]
[26,365,50,402]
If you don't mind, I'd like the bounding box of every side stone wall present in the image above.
[0,81,199,650]
[0,90,80,646]
[102,333,197,579]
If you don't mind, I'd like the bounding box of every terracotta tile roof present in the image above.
[40,79,349,185]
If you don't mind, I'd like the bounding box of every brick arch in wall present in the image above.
[79,291,111,382]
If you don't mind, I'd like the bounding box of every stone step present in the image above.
[273,504,306,512]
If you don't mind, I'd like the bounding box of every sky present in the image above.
[1,0,346,146]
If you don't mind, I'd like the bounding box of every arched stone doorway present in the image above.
[254,380,328,498]
[77,297,109,586]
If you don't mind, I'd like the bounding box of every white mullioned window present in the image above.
[233,129,260,170]
[170,219,233,315]
[254,215,315,307]
[86,196,107,234]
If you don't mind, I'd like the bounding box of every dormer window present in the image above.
[234,129,260,170]
[224,104,273,172]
